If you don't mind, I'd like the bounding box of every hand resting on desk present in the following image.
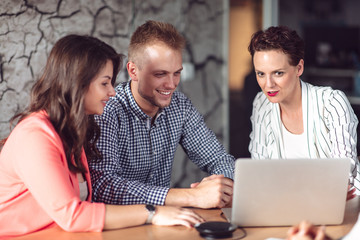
[152,206,205,228]
[286,221,331,240]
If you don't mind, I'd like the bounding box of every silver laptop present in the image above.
[222,158,351,227]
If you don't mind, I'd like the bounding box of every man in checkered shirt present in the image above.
[89,20,235,209]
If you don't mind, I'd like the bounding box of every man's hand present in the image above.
[189,174,233,208]
[165,174,233,208]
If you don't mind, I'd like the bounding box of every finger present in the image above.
[224,198,233,208]
[177,210,205,225]
[221,193,232,206]
[347,193,356,201]
[314,226,327,240]
[179,208,205,222]
[221,185,234,196]
[180,213,205,225]
[220,177,234,187]
[190,182,200,188]
[347,188,356,200]
[287,226,299,236]
[298,221,313,235]
[173,219,193,228]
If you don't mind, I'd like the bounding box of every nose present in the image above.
[164,75,178,89]
[265,75,275,88]
[108,86,116,97]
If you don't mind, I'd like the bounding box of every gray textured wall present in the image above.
[0,0,229,187]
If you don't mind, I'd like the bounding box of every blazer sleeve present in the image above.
[323,89,359,179]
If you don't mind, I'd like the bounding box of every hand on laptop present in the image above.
[286,221,332,240]
[347,185,356,201]
[189,174,233,209]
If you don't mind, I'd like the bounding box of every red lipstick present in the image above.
[267,91,278,97]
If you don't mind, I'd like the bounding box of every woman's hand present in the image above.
[286,221,332,240]
[347,184,356,201]
[152,206,205,228]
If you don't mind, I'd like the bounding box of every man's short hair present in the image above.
[128,20,186,66]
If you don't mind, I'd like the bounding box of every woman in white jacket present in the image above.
[248,26,358,199]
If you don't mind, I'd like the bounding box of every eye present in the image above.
[256,72,264,77]
[174,71,181,76]
[275,71,284,76]
[154,72,166,78]
[102,79,112,86]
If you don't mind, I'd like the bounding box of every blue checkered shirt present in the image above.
[89,81,235,205]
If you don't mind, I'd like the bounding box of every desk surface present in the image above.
[13,197,360,240]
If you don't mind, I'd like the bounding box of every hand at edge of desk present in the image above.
[347,185,356,201]
[152,206,205,228]
[286,221,332,240]
[189,174,234,208]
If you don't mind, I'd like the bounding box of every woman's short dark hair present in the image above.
[248,26,305,66]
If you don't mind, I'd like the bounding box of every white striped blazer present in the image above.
[249,80,359,179]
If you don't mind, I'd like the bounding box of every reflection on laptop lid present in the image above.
[222,158,351,227]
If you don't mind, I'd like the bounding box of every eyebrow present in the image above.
[254,68,285,72]
[152,67,184,73]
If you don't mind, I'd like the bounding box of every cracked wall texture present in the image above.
[0,0,229,187]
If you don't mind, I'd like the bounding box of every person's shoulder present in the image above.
[306,82,348,103]
[19,111,52,130]
[114,81,127,93]
[101,82,129,118]
[113,81,128,104]
[172,91,190,101]
[168,91,193,108]
[304,81,333,93]
[164,91,199,120]
[11,111,60,143]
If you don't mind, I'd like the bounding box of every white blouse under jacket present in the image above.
[249,80,359,180]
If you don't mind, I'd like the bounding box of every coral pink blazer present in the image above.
[0,111,105,238]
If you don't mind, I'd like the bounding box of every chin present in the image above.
[266,97,280,104]
[92,109,104,115]
[158,102,171,109]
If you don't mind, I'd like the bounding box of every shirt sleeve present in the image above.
[89,110,169,205]
[179,97,235,180]
[323,89,359,179]
[12,120,105,232]
[249,92,270,159]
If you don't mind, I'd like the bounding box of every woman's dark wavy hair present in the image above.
[1,35,123,173]
[248,25,305,66]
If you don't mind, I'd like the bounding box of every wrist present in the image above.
[183,188,200,207]
[145,204,156,224]
[165,188,197,207]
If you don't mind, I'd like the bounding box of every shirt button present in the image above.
[153,151,156,155]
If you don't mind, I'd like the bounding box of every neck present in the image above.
[279,80,302,115]
[130,81,159,117]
